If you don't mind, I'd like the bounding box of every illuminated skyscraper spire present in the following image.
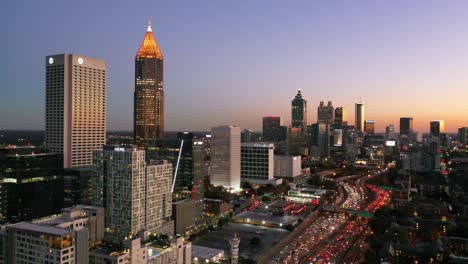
[134,21,165,147]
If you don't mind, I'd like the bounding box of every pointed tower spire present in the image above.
[136,21,163,59]
[147,19,152,32]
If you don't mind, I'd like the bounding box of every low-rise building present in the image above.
[203,198,233,217]
[192,245,224,263]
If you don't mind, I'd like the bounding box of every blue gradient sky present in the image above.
[2,0,468,132]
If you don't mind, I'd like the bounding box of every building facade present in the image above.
[134,22,165,147]
[92,146,172,241]
[274,155,301,178]
[459,127,468,146]
[334,107,348,126]
[430,120,445,138]
[317,101,334,125]
[291,90,307,130]
[355,101,365,132]
[364,120,375,135]
[241,143,280,185]
[45,54,106,168]
[400,117,414,136]
[210,126,241,191]
[262,116,282,142]
[0,147,63,224]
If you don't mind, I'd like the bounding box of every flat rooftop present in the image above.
[8,222,71,236]
[192,245,224,259]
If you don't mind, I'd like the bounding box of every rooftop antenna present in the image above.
[147,18,152,32]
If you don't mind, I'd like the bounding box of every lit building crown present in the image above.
[136,21,163,59]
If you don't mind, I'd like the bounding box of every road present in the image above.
[269,169,390,264]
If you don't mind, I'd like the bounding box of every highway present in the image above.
[270,169,390,264]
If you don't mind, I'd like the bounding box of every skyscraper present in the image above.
[291,90,307,130]
[241,143,280,185]
[364,120,375,135]
[92,146,173,241]
[318,122,330,157]
[134,22,164,147]
[210,126,241,191]
[45,54,106,168]
[355,101,365,132]
[262,116,282,142]
[400,117,414,136]
[430,120,445,138]
[334,107,348,126]
[317,101,334,124]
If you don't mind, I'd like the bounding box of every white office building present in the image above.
[274,155,301,178]
[240,143,281,185]
[210,126,241,191]
[92,146,173,241]
[45,54,106,168]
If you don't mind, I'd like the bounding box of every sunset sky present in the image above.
[2,0,468,132]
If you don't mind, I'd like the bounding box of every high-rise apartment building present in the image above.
[364,120,375,135]
[92,146,173,241]
[45,54,106,168]
[400,117,414,136]
[210,126,241,191]
[241,143,281,185]
[134,22,165,147]
[334,107,348,126]
[291,90,307,130]
[317,101,334,124]
[262,116,282,142]
[355,101,365,132]
[430,120,445,138]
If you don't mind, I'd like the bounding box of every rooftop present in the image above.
[7,222,72,236]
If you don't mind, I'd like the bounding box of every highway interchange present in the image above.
[270,169,390,264]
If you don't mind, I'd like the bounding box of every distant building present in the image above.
[317,101,334,124]
[210,126,241,191]
[0,147,63,224]
[385,125,395,139]
[241,129,254,143]
[333,129,343,146]
[318,122,330,157]
[45,54,106,168]
[430,120,445,138]
[241,143,281,185]
[364,120,375,135]
[291,90,307,130]
[334,107,348,126]
[203,198,233,217]
[92,146,173,241]
[400,117,414,136]
[262,116,282,142]
[355,101,365,132]
[274,155,301,178]
[192,245,225,264]
[134,22,165,147]
[459,127,468,146]
[286,126,305,155]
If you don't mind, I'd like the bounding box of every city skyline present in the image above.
[2,1,468,133]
